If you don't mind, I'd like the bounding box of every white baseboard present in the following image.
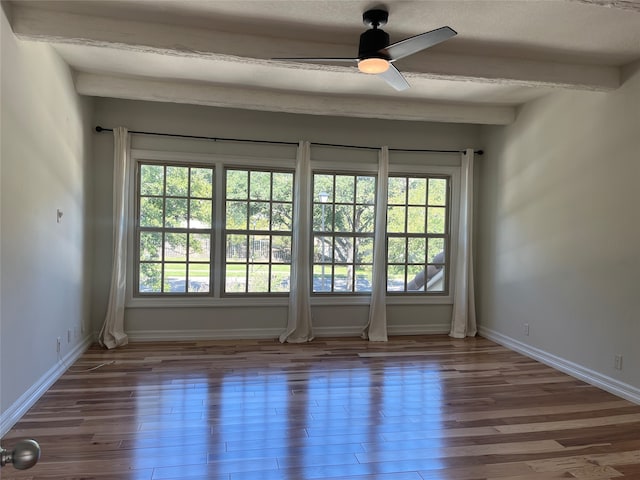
[479,326,640,405]
[127,324,451,342]
[1,335,94,437]
[126,328,283,341]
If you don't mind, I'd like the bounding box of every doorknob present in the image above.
[0,439,40,470]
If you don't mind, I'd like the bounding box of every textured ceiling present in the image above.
[7,0,640,124]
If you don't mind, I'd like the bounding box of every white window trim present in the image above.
[126,149,460,308]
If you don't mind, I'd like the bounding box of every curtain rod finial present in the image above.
[95,126,103,132]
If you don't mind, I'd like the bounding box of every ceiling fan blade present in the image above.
[273,57,356,63]
[384,26,457,62]
[378,64,410,91]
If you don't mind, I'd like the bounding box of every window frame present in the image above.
[126,149,460,308]
[385,173,451,296]
[222,166,295,297]
[134,160,215,297]
[310,171,378,295]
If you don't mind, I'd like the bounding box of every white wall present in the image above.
[0,3,93,433]
[477,61,640,397]
[92,98,482,339]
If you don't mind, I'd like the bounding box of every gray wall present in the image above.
[92,98,482,339]
[477,61,640,392]
[0,3,94,431]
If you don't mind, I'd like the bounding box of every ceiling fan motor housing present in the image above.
[358,29,390,60]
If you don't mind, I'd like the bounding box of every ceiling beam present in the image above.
[11,5,620,92]
[76,73,516,125]
[570,0,640,13]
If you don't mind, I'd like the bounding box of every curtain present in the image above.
[280,141,314,343]
[450,148,477,338]
[98,127,131,349]
[362,147,389,341]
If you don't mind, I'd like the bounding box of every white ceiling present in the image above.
[7,0,640,124]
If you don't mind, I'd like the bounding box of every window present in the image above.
[386,175,449,294]
[132,150,456,303]
[136,163,214,294]
[224,168,294,294]
[312,173,376,293]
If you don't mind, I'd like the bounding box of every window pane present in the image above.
[249,235,270,262]
[166,166,189,197]
[427,207,446,234]
[407,237,426,264]
[250,171,271,200]
[226,201,247,229]
[249,202,270,230]
[334,204,354,232]
[408,178,427,205]
[165,198,188,228]
[387,206,406,233]
[333,265,351,292]
[226,234,247,261]
[427,268,445,292]
[272,172,293,201]
[313,204,333,232]
[226,264,246,292]
[355,205,375,233]
[140,165,164,196]
[190,199,212,228]
[140,232,162,261]
[271,235,291,263]
[407,265,426,291]
[387,265,405,291]
[335,175,355,203]
[388,177,406,204]
[247,264,269,292]
[139,263,161,292]
[388,237,405,263]
[189,233,211,260]
[272,203,292,231]
[164,263,186,292]
[165,233,187,261]
[227,170,248,200]
[355,265,372,292]
[314,235,333,263]
[355,237,373,264]
[272,266,290,292]
[313,264,331,292]
[428,178,447,206]
[190,168,212,198]
[140,197,163,227]
[407,206,426,233]
[428,238,445,263]
[334,236,353,264]
[356,176,376,204]
[314,175,333,203]
[188,264,209,293]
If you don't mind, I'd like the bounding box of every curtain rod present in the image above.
[95,126,483,155]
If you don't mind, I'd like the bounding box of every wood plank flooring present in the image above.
[2,335,640,479]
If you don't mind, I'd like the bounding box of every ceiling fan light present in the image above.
[358,57,389,74]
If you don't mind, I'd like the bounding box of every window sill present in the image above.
[126,294,452,308]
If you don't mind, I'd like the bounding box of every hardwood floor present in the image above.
[2,335,640,479]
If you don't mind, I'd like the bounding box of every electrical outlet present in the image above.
[614,354,623,370]
[56,337,62,353]
[524,323,530,336]
[67,329,72,343]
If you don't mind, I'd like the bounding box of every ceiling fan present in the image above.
[273,9,457,91]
